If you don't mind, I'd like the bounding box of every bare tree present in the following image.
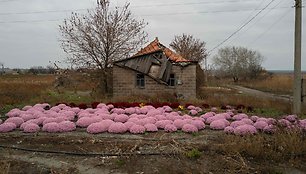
[213,46,264,82]
[59,0,148,93]
[169,34,207,62]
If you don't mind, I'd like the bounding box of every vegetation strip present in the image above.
[0,144,178,157]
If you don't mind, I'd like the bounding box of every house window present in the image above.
[168,73,176,86]
[136,73,145,88]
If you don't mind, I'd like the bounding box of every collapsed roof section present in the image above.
[114,38,197,84]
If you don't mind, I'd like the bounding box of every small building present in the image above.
[113,38,199,99]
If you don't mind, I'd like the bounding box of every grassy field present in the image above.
[0,73,305,116]
[0,73,97,115]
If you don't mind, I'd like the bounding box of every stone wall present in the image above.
[112,64,197,99]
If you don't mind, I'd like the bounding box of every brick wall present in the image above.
[113,64,196,99]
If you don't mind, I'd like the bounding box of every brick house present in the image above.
[113,38,199,99]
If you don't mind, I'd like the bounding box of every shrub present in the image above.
[186,148,201,159]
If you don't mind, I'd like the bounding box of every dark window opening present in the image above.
[136,73,145,88]
[168,73,176,86]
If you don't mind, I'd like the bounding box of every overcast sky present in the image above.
[0,0,305,70]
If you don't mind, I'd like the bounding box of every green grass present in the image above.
[185,148,202,159]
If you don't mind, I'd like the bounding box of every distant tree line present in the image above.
[28,66,56,75]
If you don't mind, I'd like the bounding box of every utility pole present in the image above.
[293,0,302,115]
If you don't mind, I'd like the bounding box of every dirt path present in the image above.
[228,85,293,103]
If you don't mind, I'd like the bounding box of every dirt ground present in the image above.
[0,129,305,174]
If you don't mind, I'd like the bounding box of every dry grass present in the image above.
[216,129,306,162]
[0,160,10,174]
[239,74,306,95]
[0,75,55,105]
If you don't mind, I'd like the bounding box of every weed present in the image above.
[115,159,126,167]
[185,148,202,159]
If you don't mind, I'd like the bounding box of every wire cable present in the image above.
[0,0,258,16]
[247,8,292,46]
[229,0,288,43]
[207,0,276,54]
[0,6,289,24]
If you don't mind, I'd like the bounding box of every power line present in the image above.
[0,6,289,24]
[0,8,89,16]
[0,0,257,16]
[130,0,257,8]
[229,0,288,43]
[207,0,276,54]
[247,8,291,46]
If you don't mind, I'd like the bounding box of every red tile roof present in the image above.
[132,38,190,62]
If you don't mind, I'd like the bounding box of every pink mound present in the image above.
[129,125,146,134]
[232,114,248,121]
[144,117,157,124]
[263,125,276,134]
[173,119,186,129]
[125,108,136,115]
[127,117,139,123]
[100,114,113,120]
[191,120,205,130]
[187,105,196,110]
[200,112,215,121]
[147,109,163,117]
[206,115,226,124]
[189,110,198,116]
[163,106,172,112]
[108,122,128,134]
[87,122,108,134]
[211,107,218,112]
[97,103,107,109]
[230,121,246,128]
[285,115,297,122]
[22,105,32,111]
[182,124,198,133]
[278,119,291,127]
[124,122,136,129]
[234,125,257,135]
[6,108,21,117]
[224,126,234,134]
[114,114,129,123]
[156,115,167,121]
[267,118,277,125]
[59,121,76,132]
[155,120,173,129]
[250,116,259,122]
[42,122,60,133]
[23,123,40,133]
[241,118,254,125]
[107,104,114,110]
[144,124,158,132]
[5,117,24,127]
[0,122,17,132]
[195,107,203,113]
[164,124,177,132]
[42,118,58,125]
[210,119,229,130]
[254,121,268,131]
[76,117,97,128]
[182,115,193,120]
[20,113,36,122]
[111,108,125,114]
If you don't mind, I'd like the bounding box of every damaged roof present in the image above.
[114,38,197,85]
[132,37,191,63]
